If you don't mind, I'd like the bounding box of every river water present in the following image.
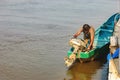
[0,0,119,80]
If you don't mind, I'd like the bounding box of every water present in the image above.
[0,0,119,80]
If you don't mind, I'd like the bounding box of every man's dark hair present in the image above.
[83,24,90,32]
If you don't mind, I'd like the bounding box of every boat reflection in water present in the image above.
[65,59,109,80]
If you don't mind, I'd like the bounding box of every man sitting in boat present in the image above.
[73,24,95,50]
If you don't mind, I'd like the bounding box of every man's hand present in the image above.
[73,34,77,38]
[87,46,91,50]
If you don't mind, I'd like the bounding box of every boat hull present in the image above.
[67,13,120,62]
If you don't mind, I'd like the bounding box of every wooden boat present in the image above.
[108,58,120,80]
[67,13,120,63]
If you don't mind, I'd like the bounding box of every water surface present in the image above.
[0,0,119,80]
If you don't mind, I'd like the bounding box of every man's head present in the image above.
[83,24,90,34]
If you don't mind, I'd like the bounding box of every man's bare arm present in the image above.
[73,27,83,38]
[88,27,95,49]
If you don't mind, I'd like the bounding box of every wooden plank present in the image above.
[108,59,120,80]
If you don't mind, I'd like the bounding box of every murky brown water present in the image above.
[65,60,109,80]
[0,0,119,80]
